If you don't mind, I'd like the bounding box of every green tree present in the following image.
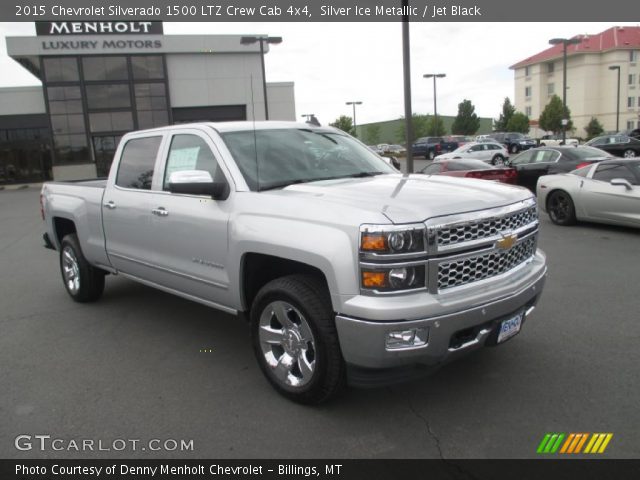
[494,97,516,131]
[584,117,604,140]
[452,99,480,135]
[426,115,446,136]
[365,124,381,145]
[330,115,354,135]
[538,95,573,134]
[506,112,530,134]
[396,113,430,143]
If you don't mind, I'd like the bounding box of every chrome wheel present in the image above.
[258,301,316,388]
[62,246,80,294]
[623,149,636,158]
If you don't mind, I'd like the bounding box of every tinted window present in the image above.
[43,58,79,82]
[89,112,134,132]
[131,56,164,80]
[571,165,593,177]
[511,150,535,165]
[86,85,131,109]
[82,57,128,81]
[164,134,222,190]
[116,136,162,190]
[530,150,559,164]
[593,164,637,184]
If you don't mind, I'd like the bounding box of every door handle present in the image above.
[152,207,169,217]
[104,201,116,210]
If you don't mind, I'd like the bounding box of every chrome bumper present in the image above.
[335,258,546,376]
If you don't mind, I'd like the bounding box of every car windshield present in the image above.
[570,146,613,159]
[221,128,396,191]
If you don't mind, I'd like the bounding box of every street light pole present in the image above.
[345,101,362,137]
[609,65,621,132]
[240,35,282,121]
[549,37,581,143]
[423,73,446,135]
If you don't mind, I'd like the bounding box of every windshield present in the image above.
[221,128,396,191]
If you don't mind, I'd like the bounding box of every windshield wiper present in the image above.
[257,172,385,191]
[313,171,386,181]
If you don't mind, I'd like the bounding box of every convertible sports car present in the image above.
[537,159,640,228]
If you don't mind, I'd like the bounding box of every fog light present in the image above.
[385,327,429,350]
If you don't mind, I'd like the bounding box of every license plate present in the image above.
[497,311,523,343]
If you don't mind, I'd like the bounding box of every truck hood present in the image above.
[272,174,533,224]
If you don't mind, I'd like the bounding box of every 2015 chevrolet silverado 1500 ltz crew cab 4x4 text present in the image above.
[41,122,547,404]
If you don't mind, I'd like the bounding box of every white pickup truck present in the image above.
[41,122,547,403]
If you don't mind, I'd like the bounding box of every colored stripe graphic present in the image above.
[539,433,613,454]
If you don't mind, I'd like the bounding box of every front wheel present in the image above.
[623,149,636,158]
[59,234,105,302]
[547,190,577,226]
[491,154,505,166]
[250,275,345,404]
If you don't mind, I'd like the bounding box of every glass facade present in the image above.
[0,124,51,184]
[41,54,171,177]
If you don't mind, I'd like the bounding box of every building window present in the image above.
[630,50,638,62]
[524,66,530,77]
[82,57,128,81]
[628,97,636,108]
[134,83,169,129]
[547,83,555,95]
[131,56,164,80]
[629,74,637,85]
[525,86,532,98]
[47,86,83,115]
[525,106,532,117]
[628,120,636,130]
[43,57,79,82]
[547,62,555,74]
[89,112,134,133]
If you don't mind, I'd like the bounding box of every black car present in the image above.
[508,146,612,191]
[585,134,640,158]
[489,132,537,154]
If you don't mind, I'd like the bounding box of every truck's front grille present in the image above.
[437,236,536,290]
[436,205,537,248]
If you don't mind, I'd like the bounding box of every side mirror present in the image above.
[168,170,229,199]
[610,178,633,190]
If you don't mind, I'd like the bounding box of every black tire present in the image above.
[491,154,505,166]
[59,234,105,302]
[547,190,577,226]
[250,274,345,404]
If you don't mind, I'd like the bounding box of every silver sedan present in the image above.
[537,159,640,228]
[435,141,509,165]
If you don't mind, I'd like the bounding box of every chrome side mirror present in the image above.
[610,178,633,190]
[168,170,229,199]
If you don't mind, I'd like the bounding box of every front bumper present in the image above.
[335,251,546,385]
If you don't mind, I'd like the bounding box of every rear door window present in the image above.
[115,136,162,190]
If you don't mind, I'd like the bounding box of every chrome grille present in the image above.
[438,236,536,290]
[436,206,537,247]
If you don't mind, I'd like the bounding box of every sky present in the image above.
[0,22,624,126]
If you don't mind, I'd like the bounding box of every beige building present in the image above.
[511,26,640,137]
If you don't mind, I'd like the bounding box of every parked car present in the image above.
[537,159,640,228]
[490,132,537,154]
[368,145,385,155]
[538,134,579,147]
[412,136,457,160]
[40,121,547,404]
[420,158,518,184]
[444,135,471,148]
[368,145,401,169]
[617,128,640,140]
[508,146,612,191]
[434,141,509,165]
[584,134,640,158]
[385,144,406,155]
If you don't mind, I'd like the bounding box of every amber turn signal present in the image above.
[362,271,387,288]
[361,234,387,251]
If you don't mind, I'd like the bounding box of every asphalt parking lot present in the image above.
[1,185,639,459]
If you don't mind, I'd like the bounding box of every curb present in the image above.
[0,183,42,191]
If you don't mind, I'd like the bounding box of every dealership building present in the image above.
[0,22,295,183]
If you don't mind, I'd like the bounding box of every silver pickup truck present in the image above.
[41,122,547,404]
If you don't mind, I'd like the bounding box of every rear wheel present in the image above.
[547,190,577,226]
[623,149,636,158]
[59,234,105,302]
[250,274,345,404]
[510,144,519,154]
[491,154,505,166]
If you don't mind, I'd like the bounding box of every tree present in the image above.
[506,112,530,134]
[452,99,480,135]
[538,95,573,134]
[584,117,604,140]
[365,124,381,145]
[330,115,354,135]
[396,113,430,143]
[426,115,446,136]
[494,97,516,131]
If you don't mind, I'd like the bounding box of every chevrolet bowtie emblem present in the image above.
[496,233,517,250]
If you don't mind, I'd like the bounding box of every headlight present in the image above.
[361,266,426,291]
[360,225,425,254]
